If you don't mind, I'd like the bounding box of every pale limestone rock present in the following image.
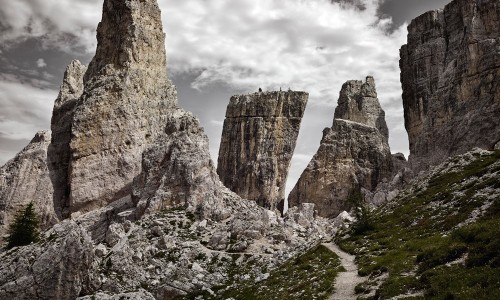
[0,221,96,300]
[47,60,87,219]
[0,131,57,241]
[0,0,341,298]
[67,0,177,215]
[95,244,108,257]
[217,90,308,211]
[131,109,229,219]
[288,77,392,218]
[78,289,155,300]
[400,0,500,172]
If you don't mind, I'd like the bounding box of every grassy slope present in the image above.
[178,244,344,300]
[337,150,500,299]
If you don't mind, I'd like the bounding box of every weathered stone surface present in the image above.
[333,76,388,140]
[364,153,414,206]
[132,109,232,219]
[67,0,177,215]
[47,60,87,219]
[217,90,308,211]
[0,221,96,300]
[0,131,57,241]
[78,290,156,300]
[400,0,500,172]
[288,77,392,218]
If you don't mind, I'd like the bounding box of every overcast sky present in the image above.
[0,0,450,194]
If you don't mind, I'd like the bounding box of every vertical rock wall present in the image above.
[48,60,87,219]
[288,77,392,218]
[400,0,500,171]
[217,91,308,211]
[67,0,177,215]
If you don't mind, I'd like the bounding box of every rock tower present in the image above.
[400,0,500,171]
[288,77,392,218]
[217,91,308,211]
[62,0,177,216]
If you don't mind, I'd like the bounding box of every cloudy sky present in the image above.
[0,0,450,194]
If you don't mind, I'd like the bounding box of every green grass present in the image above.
[177,245,344,300]
[336,150,500,299]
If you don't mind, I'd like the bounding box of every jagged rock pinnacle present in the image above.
[217,90,308,211]
[48,60,87,219]
[288,77,392,218]
[334,76,389,140]
[66,0,177,215]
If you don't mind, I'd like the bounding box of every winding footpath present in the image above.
[323,243,366,300]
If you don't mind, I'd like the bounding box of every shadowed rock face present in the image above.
[400,0,500,172]
[217,91,308,211]
[48,60,87,219]
[288,77,392,218]
[0,131,58,239]
[66,0,177,216]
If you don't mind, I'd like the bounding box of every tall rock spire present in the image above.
[288,77,392,218]
[334,76,389,141]
[48,60,87,219]
[66,0,177,215]
[217,90,308,211]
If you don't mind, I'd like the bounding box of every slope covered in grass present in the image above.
[337,149,500,299]
[178,244,343,300]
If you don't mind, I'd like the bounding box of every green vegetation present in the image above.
[178,245,344,300]
[336,150,500,299]
[5,202,40,249]
[349,187,374,234]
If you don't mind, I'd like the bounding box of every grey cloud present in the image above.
[378,0,451,30]
[1,0,435,189]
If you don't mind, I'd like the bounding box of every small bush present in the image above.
[5,202,40,249]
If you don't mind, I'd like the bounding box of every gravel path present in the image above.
[323,243,366,300]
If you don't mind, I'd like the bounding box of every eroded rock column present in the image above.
[67,0,177,215]
[288,77,392,218]
[217,90,308,211]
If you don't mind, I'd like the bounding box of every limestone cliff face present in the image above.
[0,131,57,239]
[288,77,392,218]
[48,60,87,219]
[400,0,500,171]
[217,91,308,211]
[132,109,232,220]
[67,0,177,215]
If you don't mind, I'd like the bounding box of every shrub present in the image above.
[348,188,373,234]
[5,202,40,249]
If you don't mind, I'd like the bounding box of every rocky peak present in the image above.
[54,60,87,109]
[334,76,388,140]
[288,77,392,218]
[217,90,308,211]
[400,0,499,171]
[65,0,177,216]
[48,60,87,219]
[84,0,168,85]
